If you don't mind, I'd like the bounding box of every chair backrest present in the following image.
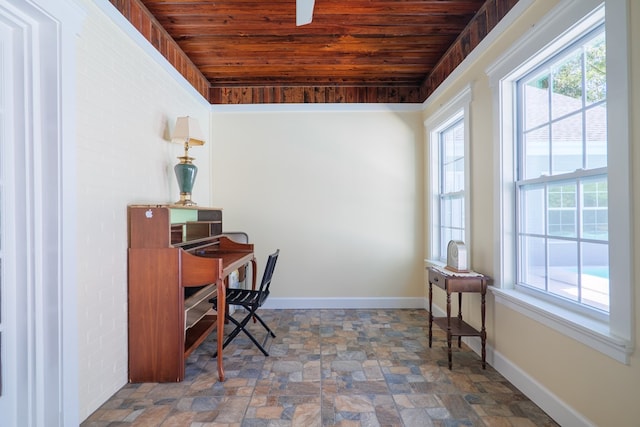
[258,249,279,296]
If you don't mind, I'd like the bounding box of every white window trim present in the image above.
[424,84,472,267]
[486,0,633,363]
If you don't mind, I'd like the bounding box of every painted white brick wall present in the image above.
[75,0,210,420]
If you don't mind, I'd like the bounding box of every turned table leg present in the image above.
[446,288,452,370]
[428,281,433,347]
[481,286,487,369]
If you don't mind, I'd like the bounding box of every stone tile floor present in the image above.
[82,309,559,426]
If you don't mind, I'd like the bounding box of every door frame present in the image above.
[0,0,83,425]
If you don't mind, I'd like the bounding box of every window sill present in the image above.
[490,287,633,364]
[424,259,446,269]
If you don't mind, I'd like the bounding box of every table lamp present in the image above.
[171,116,205,206]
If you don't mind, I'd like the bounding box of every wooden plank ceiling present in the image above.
[109,0,519,104]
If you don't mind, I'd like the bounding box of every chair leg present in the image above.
[222,315,245,347]
[252,313,276,338]
[212,307,274,357]
[212,315,245,357]
[239,322,270,356]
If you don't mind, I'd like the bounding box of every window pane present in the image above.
[520,185,545,235]
[581,177,608,240]
[452,122,464,158]
[548,239,578,301]
[440,228,452,260]
[580,241,609,311]
[519,235,546,290]
[453,158,464,191]
[551,113,583,174]
[451,196,464,229]
[441,197,452,226]
[523,126,549,179]
[442,120,464,193]
[443,159,464,193]
[548,183,576,237]
[443,131,455,162]
[585,104,607,169]
[585,33,606,105]
[551,51,583,119]
[524,73,550,130]
[451,228,464,243]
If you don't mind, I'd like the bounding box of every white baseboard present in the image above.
[264,297,427,310]
[488,345,596,427]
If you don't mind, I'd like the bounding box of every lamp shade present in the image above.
[171,116,205,147]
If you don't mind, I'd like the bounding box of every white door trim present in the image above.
[0,0,83,425]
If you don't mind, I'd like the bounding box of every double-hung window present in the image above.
[438,117,465,259]
[426,86,471,264]
[516,24,608,314]
[487,0,632,363]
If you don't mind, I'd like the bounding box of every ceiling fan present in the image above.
[296,0,315,26]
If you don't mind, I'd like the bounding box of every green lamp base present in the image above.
[174,159,198,206]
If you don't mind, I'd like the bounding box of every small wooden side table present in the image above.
[428,267,491,369]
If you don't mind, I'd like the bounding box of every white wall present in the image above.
[75,0,210,418]
[211,107,425,306]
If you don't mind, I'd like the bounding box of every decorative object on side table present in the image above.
[171,116,205,206]
[446,240,468,272]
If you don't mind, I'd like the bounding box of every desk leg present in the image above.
[216,278,226,381]
[224,276,230,325]
[446,289,452,370]
[481,287,487,369]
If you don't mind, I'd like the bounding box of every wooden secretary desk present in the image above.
[127,205,255,383]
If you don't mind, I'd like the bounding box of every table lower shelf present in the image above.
[433,317,481,337]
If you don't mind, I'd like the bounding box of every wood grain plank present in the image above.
[109,0,518,103]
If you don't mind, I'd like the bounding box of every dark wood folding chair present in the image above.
[210,249,279,356]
